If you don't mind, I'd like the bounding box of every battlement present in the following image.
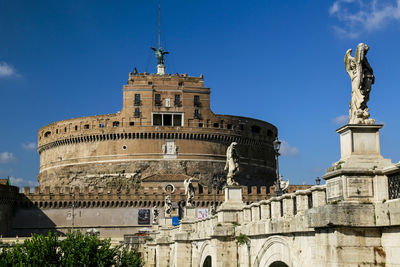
[127,72,205,87]
[16,185,310,210]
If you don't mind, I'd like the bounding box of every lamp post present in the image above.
[71,193,77,232]
[273,138,282,196]
[212,175,217,215]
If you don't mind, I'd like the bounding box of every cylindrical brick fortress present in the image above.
[37,73,277,189]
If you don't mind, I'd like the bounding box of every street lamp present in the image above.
[71,193,77,232]
[273,138,282,196]
[212,175,217,215]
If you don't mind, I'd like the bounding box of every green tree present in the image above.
[0,231,143,267]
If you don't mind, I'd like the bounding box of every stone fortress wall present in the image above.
[2,184,309,237]
[0,184,19,236]
[37,73,278,189]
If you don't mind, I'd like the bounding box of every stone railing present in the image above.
[178,185,326,240]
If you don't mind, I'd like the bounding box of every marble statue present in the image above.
[151,47,169,65]
[164,195,172,217]
[224,142,239,186]
[152,205,159,224]
[184,178,195,207]
[279,177,289,193]
[345,43,375,124]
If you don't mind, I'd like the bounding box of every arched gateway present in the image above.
[253,236,295,267]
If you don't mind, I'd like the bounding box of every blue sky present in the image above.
[1,0,399,188]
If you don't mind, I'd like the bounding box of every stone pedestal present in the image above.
[324,124,392,203]
[183,206,196,220]
[217,186,244,224]
[157,64,165,75]
[160,217,172,226]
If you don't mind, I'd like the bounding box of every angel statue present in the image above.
[164,195,172,217]
[152,205,159,224]
[151,47,169,65]
[345,43,375,124]
[277,176,290,193]
[184,178,195,207]
[224,142,239,186]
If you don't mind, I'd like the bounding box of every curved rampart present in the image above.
[37,113,277,189]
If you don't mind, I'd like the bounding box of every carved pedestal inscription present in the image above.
[327,177,343,201]
[347,177,373,198]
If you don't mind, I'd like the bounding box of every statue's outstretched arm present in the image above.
[151,47,157,51]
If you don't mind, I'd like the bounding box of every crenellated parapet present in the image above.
[16,185,289,210]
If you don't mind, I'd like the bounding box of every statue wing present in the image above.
[151,47,157,52]
[344,49,353,73]
[184,179,188,194]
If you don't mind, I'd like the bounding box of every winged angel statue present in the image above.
[344,43,375,124]
[224,142,239,186]
[184,178,195,207]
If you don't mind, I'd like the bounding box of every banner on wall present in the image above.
[197,208,209,219]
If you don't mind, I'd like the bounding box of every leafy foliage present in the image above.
[0,231,142,267]
[236,233,250,246]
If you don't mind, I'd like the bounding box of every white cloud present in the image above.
[329,0,400,38]
[9,176,38,187]
[0,61,19,78]
[22,142,36,150]
[279,140,299,156]
[333,114,349,125]
[0,152,16,163]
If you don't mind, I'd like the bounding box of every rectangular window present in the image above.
[155,94,161,106]
[75,125,78,131]
[113,121,119,127]
[84,124,90,129]
[194,109,201,119]
[213,123,219,128]
[173,114,182,126]
[129,122,134,126]
[227,124,232,130]
[194,95,201,107]
[99,123,105,128]
[134,94,141,106]
[198,123,203,128]
[163,114,172,126]
[153,113,183,127]
[134,108,141,118]
[153,114,162,126]
[174,94,182,107]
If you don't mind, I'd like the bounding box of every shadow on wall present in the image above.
[9,195,61,237]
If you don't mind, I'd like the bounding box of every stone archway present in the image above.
[199,241,214,267]
[269,261,289,267]
[253,236,296,267]
[202,255,212,267]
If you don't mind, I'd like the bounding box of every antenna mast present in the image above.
[158,0,161,49]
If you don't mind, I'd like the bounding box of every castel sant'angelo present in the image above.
[37,51,278,191]
[0,47,308,238]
